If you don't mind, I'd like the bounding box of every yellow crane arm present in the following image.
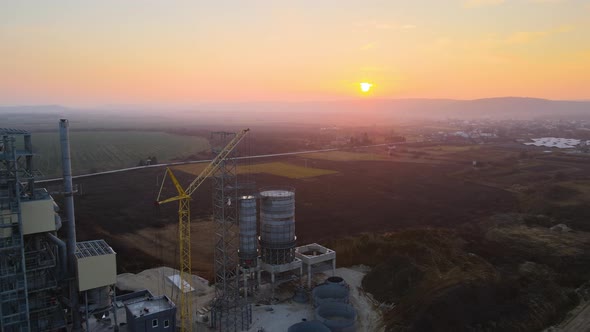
[184,128,249,197]
[156,128,249,204]
[152,128,249,332]
[156,168,189,205]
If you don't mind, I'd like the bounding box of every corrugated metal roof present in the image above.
[75,240,115,258]
[0,128,30,135]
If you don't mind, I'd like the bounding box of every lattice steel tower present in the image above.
[211,131,252,331]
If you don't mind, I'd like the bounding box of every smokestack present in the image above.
[60,119,81,330]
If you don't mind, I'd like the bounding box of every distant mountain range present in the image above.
[1,97,590,128]
[221,97,590,122]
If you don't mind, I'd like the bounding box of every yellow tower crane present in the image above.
[156,128,250,332]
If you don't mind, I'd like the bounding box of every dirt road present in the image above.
[559,301,590,332]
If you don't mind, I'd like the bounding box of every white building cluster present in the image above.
[524,137,590,149]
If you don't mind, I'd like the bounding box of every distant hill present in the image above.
[0,105,182,131]
[185,97,590,123]
[2,97,590,128]
[433,97,590,119]
[0,105,70,114]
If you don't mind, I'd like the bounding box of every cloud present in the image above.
[423,37,454,50]
[504,30,550,44]
[464,0,505,8]
[359,66,391,72]
[468,25,574,51]
[505,25,573,44]
[424,24,575,64]
[465,0,569,7]
[354,21,417,31]
[527,0,566,3]
[435,37,453,46]
[360,42,377,51]
[375,23,394,30]
[556,25,575,33]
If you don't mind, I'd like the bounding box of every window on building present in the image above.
[152,319,158,328]
[164,320,170,328]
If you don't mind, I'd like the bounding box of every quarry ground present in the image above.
[49,142,590,331]
[115,266,383,332]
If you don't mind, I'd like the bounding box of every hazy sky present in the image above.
[1,0,589,105]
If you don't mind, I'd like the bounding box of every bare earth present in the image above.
[116,266,383,331]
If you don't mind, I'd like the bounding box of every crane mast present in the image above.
[156,128,249,332]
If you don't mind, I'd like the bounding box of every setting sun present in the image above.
[360,82,373,93]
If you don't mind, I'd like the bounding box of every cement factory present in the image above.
[1,120,357,332]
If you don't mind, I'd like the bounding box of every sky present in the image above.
[1,0,589,106]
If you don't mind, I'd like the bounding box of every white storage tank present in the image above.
[259,188,296,265]
[238,195,258,267]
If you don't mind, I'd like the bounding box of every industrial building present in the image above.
[524,137,590,149]
[1,121,355,331]
[123,290,176,332]
[0,122,141,332]
[1,127,68,331]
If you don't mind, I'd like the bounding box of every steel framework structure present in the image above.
[1,129,66,332]
[210,132,251,332]
[157,129,249,332]
[0,131,30,332]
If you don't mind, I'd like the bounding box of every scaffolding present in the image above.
[1,129,66,332]
[1,130,31,332]
[27,235,66,331]
[210,131,252,332]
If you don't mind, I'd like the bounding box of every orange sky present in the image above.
[1,0,589,106]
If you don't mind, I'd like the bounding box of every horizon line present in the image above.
[3,96,590,110]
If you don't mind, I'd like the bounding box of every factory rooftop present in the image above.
[125,296,175,317]
[75,240,115,258]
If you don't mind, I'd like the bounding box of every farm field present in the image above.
[173,161,338,179]
[28,131,210,178]
[300,150,389,161]
[50,148,517,275]
[247,161,337,179]
[298,147,479,166]
[45,142,590,274]
[44,141,590,332]
[420,144,481,155]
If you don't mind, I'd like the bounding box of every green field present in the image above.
[300,151,389,161]
[175,161,338,179]
[421,145,481,155]
[29,131,210,178]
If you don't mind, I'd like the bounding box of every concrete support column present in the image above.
[332,259,336,276]
[112,285,119,332]
[257,269,261,287]
[271,271,276,301]
[243,271,248,298]
[299,265,303,287]
[307,264,312,289]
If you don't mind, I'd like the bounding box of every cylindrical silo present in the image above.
[325,276,347,287]
[312,284,350,307]
[288,321,331,332]
[259,188,296,265]
[238,195,258,267]
[315,303,356,332]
